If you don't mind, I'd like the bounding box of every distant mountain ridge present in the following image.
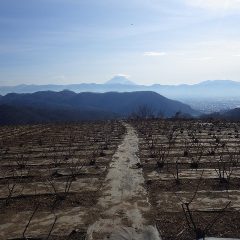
[195,80,238,86]
[1,80,240,100]
[0,91,198,125]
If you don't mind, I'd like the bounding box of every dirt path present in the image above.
[87,123,161,240]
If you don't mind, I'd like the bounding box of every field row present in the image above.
[0,121,125,240]
[132,119,240,240]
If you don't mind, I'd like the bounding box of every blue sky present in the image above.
[0,0,240,86]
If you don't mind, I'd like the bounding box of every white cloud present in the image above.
[185,0,240,11]
[114,74,131,78]
[144,51,167,56]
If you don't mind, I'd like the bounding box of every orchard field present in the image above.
[0,121,125,240]
[132,119,240,240]
[0,119,240,240]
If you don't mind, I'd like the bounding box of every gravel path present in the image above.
[86,123,161,240]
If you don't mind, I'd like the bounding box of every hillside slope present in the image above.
[0,91,198,125]
[202,108,240,121]
[0,104,117,125]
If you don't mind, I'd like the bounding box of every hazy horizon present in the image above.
[0,75,240,87]
[1,0,240,86]
[1,77,240,87]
